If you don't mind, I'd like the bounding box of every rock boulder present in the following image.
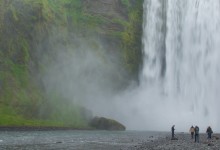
[89,116,126,131]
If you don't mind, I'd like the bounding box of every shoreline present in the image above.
[128,132,220,150]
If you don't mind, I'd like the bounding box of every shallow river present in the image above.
[0,130,167,150]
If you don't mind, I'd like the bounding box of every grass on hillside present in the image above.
[0,105,89,128]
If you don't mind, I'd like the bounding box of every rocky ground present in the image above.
[128,133,220,150]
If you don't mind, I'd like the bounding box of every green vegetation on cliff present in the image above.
[121,1,143,78]
[0,0,143,128]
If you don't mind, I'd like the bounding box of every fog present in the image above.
[38,0,220,133]
[39,31,219,132]
[39,33,198,132]
[38,33,132,124]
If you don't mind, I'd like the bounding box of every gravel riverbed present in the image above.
[128,133,220,150]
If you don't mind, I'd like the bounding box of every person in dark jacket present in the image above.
[171,125,175,139]
[194,126,199,143]
[206,126,213,139]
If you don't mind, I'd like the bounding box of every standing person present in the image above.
[206,126,213,139]
[189,126,195,139]
[194,126,199,143]
[171,125,175,139]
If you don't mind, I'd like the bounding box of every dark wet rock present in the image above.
[56,141,62,144]
[212,135,219,140]
[171,137,178,140]
[89,116,126,131]
[208,143,214,146]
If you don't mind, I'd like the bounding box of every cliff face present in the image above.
[0,0,143,127]
[83,0,127,38]
[83,0,126,18]
[82,0,143,78]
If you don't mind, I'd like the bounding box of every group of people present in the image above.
[189,125,200,143]
[171,125,213,143]
[189,125,213,142]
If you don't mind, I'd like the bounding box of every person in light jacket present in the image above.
[189,126,195,139]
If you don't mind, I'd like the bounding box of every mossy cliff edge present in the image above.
[0,0,143,128]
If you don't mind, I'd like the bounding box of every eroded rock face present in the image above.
[83,0,127,19]
[90,116,126,131]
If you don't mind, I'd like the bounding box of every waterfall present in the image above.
[141,0,220,131]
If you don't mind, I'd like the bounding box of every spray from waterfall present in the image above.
[49,0,220,132]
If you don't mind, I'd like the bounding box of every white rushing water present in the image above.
[140,0,220,132]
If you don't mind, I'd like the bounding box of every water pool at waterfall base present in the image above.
[0,130,168,150]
